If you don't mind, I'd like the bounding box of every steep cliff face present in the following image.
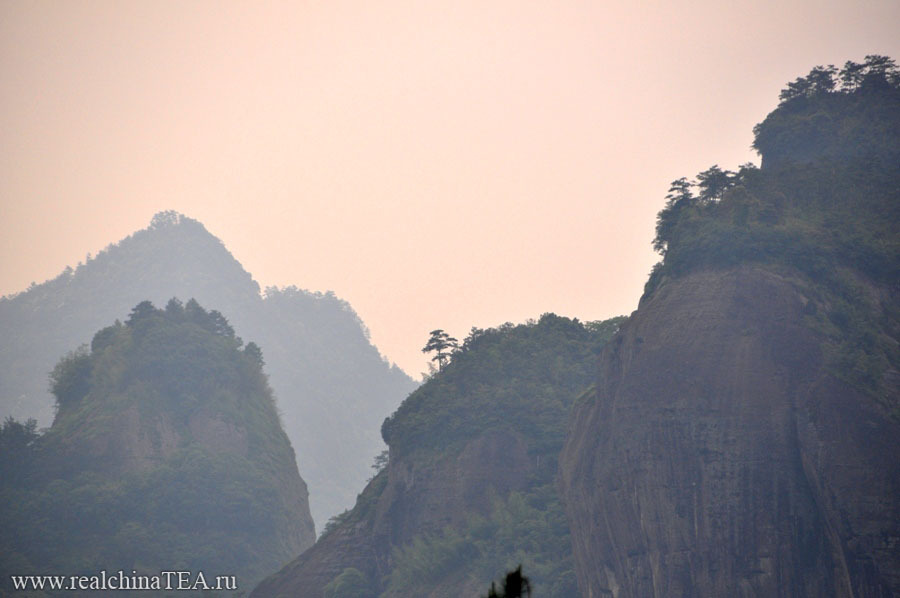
[560,266,900,596]
[253,429,535,598]
[560,62,900,598]
[253,315,622,597]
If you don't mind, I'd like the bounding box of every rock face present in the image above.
[252,428,536,598]
[559,266,900,597]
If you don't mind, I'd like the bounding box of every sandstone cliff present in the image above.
[253,428,535,598]
[560,266,899,597]
[559,62,900,597]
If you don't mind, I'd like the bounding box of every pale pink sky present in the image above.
[2,1,898,376]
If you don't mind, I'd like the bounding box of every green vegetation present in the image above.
[386,488,574,597]
[422,329,459,372]
[323,568,377,598]
[0,299,312,592]
[754,55,900,169]
[375,314,623,596]
[383,314,624,460]
[0,211,417,528]
[648,56,900,407]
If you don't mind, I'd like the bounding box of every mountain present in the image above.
[251,314,624,598]
[559,58,900,596]
[0,211,418,527]
[0,300,315,591]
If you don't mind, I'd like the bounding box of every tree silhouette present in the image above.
[422,329,458,372]
[485,566,532,598]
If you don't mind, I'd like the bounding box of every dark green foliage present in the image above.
[647,58,900,406]
[583,316,627,343]
[383,314,616,459]
[696,165,737,203]
[243,341,264,366]
[776,56,897,105]
[754,57,900,169]
[386,489,576,597]
[0,300,306,591]
[377,315,621,596]
[49,347,92,409]
[0,417,39,484]
[422,329,459,372]
[324,568,377,598]
[315,315,620,596]
[322,509,353,537]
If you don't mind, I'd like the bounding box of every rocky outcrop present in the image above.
[8,300,318,590]
[559,266,900,597]
[252,428,536,598]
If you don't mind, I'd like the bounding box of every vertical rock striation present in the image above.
[559,266,900,596]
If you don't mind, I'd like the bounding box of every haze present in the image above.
[2,0,898,375]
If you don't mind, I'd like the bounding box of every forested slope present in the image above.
[252,315,624,598]
[0,300,316,592]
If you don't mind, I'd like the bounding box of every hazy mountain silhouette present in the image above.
[0,211,418,527]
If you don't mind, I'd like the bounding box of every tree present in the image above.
[653,177,695,254]
[323,568,376,598]
[49,346,92,408]
[371,448,389,473]
[126,300,157,326]
[779,64,836,103]
[243,341,264,366]
[485,566,532,598]
[859,54,898,90]
[839,60,866,91]
[422,329,458,372]
[0,417,39,484]
[696,165,736,203]
[805,65,838,94]
[367,448,389,482]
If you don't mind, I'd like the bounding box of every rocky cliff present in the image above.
[252,315,623,597]
[0,300,316,591]
[559,60,900,597]
[254,428,536,598]
[560,266,899,596]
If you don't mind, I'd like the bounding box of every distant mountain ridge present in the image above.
[0,210,418,527]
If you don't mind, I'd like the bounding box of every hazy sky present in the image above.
[2,1,898,376]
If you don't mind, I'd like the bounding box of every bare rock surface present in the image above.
[559,266,900,597]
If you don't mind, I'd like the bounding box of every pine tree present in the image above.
[422,329,458,372]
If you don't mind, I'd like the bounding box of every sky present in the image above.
[2,0,898,377]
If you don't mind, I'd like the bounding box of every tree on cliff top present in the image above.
[422,329,458,372]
